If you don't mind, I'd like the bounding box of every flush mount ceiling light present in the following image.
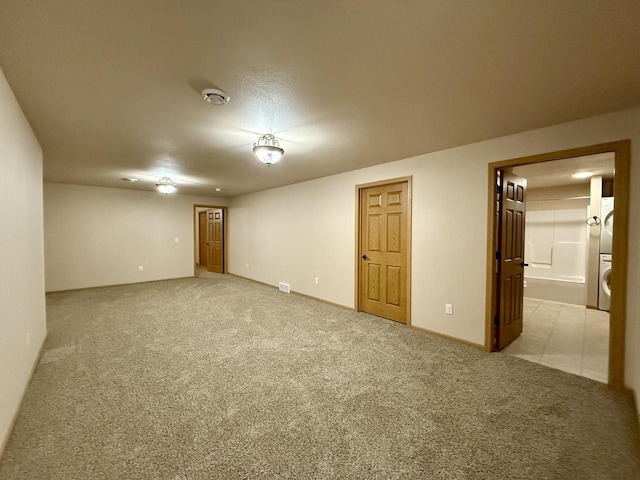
[253,134,284,166]
[155,177,177,194]
[572,171,593,179]
[201,88,230,105]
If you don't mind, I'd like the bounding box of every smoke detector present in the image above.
[201,88,230,105]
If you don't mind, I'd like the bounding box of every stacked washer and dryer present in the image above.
[598,197,614,311]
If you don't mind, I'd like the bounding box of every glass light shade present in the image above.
[156,177,177,194]
[572,171,593,179]
[157,184,177,194]
[253,134,284,166]
[253,145,284,165]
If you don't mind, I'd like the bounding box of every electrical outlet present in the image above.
[445,304,453,315]
[246,263,249,269]
[139,265,144,272]
[174,237,179,243]
[314,277,319,285]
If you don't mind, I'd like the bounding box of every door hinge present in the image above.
[494,316,500,326]
[497,184,503,195]
[495,251,501,260]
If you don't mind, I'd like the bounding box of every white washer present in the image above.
[600,197,614,254]
[599,254,612,312]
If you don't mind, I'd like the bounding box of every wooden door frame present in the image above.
[193,204,228,275]
[484,140,630,390]
[355,176,413,326]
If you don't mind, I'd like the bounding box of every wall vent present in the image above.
[278,282,291,293]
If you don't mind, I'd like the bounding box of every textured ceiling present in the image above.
[513,152,615,188]
[1,1,639,197]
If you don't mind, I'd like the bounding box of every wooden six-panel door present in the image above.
[198,212,207,266]
[359,181,409,324]
[496,171,527,349]
[206,208,224,274]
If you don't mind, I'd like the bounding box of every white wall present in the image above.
[44,183,228,292]
[587,176,604,307]
[229,106,640,405]
[524,207,588,306]
[524,183,593,306]
[0,68,47,453]
[525,208,588,282]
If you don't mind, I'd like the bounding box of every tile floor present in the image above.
[504,297,609,383]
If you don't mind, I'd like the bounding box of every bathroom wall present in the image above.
[586,176,603,308]
[524,185,589,305]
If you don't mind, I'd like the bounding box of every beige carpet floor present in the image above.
[1,273,639,479]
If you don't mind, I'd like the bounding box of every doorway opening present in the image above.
[485,141,630,390]
[193,204,228,276]
[355,177,412,325]
[505,154,614,383]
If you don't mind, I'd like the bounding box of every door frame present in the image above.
[355,176,413,325]
[484,140,630,390]
[193,204,228,275]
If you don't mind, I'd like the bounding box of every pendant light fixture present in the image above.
[571,171,593,179]
[253,134,284,166]
[155,177,177,194]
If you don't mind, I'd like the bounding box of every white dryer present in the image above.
[599,254,612,312]
[600,197,614,254]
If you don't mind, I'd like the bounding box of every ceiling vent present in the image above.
[201,88,230,105]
